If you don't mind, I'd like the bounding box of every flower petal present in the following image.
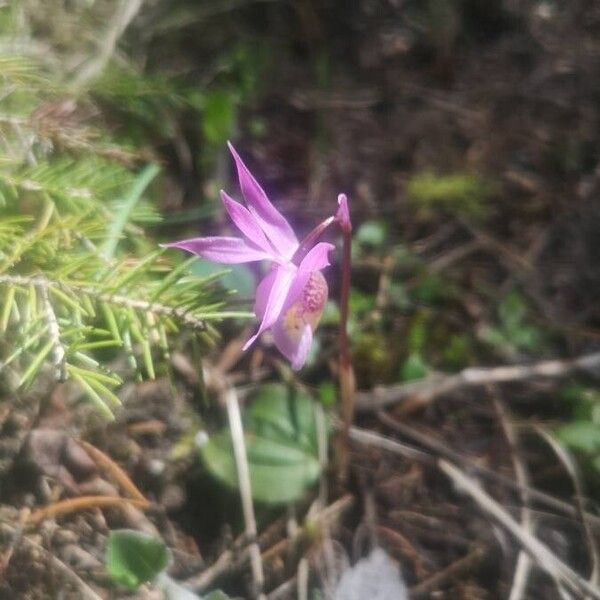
[282,242,335,311]
[297,242,335,273]
[161,236,271,263]
[254,267,277,320]
[220,190,273,255]
[243,264,297,351]
[272,320,313,371]
[227,142,298,256]
[291,325,313,370]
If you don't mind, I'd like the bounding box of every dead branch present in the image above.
[353,418,600,532]
[410,545,487,598]
[493,396,534,600]
[438,459,600,599]
[356,352,600,413]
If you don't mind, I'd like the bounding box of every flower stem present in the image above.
[336,223,355,481]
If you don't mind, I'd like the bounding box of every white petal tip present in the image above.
[242,334,258,352]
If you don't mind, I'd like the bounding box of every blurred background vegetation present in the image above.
[1,0,600,598]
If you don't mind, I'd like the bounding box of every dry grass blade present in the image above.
[223,384,265,599]
[410,546,486,598]
[357,352,600,413]
[534,425,600,590]
[374,413,600,532]
[493,396,534,600]
[438,459,600,600]
[25,495,149,524]
[77,439,148,503]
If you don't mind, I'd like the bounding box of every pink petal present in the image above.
[220,190,274,255]
[297,242,335,273]
[291,325,313,370]
[254,268,277,320]
[272,320,313,371]
[162,236,271,264]
[243,264,297,351]
[227,142,298,256]
[282,242,334,310]
[336,193,352,232]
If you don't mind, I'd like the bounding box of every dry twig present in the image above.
[493,397,534,600]
[438,459,600,599]
[223,384,265,599]
[353,419,600,532]
[186,494,354,593]
[25,495,148,524]
[77,439,148,504]
[410,545,487,598]
[534,426,600,591]
[356,351,600,413]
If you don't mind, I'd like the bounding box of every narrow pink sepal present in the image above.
[219,190,273,255]
[227,142,299,255]
[161,237,271,264]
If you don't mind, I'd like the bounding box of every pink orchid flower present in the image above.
[163,143,334,370]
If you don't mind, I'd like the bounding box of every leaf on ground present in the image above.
[200,384,323,504]
[105,529,170,590]
[557,421,600,454]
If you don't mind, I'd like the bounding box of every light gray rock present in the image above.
[333,548,408,600]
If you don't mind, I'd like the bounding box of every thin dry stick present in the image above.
[73,0,144,88]
[77,439,148,503]
[186,494,354,593]
[357,418,600,532]
[410,545,486,598]
[25,495,148,524]
[534,426,600,592]
[297,557,309,600]
[493,397,534,600]
[438,459,600,600]
[357,352,600,412]
[223,385,265,599]
[267,576,297,600]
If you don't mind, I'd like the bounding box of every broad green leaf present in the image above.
[356,221,387,248]
[200,384,323,504]
[246,384,319,453]
[557,421,600,454]
[105,530,170,590]
[400,352,430,382]
[201,432,320,505]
